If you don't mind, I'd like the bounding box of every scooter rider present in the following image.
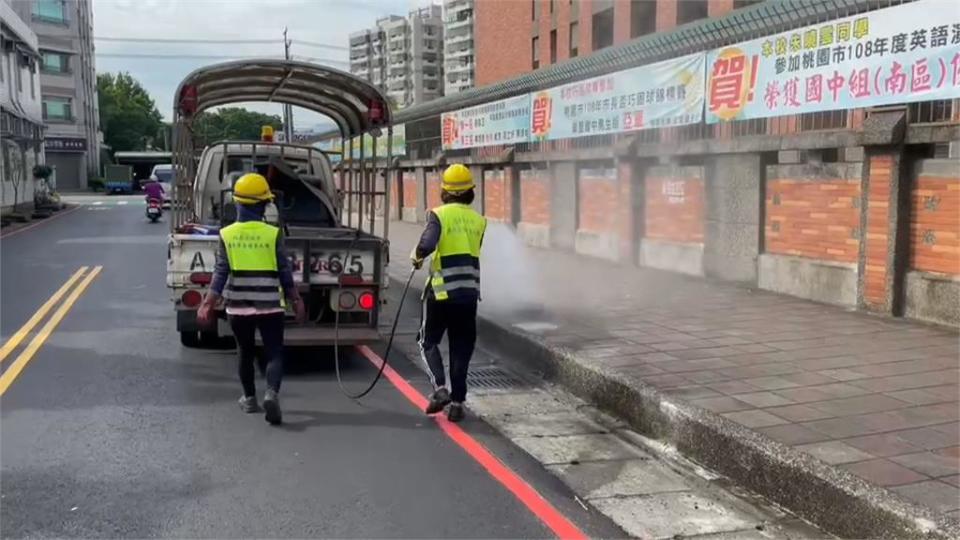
[197,172,305,425]
[412,164,486,423]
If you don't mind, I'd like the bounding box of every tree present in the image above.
[97,72,163,152]
[193,108,283,147]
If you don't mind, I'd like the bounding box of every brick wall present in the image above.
[484,168,509,222]
[765,176,861,263]
[475,0,530,86]
[646,171,706,244]
[577,167,619,234]
[864,154,893,308]
[426,170,442,211]
[910,170,960,276]
[519,168,551,226]
[402,171,417,211]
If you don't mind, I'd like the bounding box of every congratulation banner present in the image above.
[441,95,531,150]
[530,53,705,141]
[313,125,406,163]
[706,0,960,123]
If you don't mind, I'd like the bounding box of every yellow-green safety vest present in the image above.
[220,221,283,308]
[428,203,486,301]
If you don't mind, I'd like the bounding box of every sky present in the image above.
[93,0,433,130]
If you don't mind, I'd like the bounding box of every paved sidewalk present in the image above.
[386,218,960,522]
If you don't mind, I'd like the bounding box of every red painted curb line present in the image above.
[356,345,589,540]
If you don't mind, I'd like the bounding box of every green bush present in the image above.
[89,178,105,192]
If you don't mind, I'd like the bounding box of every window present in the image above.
[532,0,539,20]
[532,37,539,69]
[677,0,708,25]
[15,59,22,92]
[569,22,579,57]
[41,51,70,73]
[30,68,35,99]
[591,8,614,51]
[32,0,68,24]
[549,30,557,63]
[0,54,4,83]
[42,96,73,121]
[733,0,764,8]
[630,0,655,38]
[550,0,554,13]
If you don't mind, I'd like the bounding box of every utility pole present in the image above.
[282,27,294,142]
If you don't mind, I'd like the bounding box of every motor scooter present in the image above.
[146,198,162,223]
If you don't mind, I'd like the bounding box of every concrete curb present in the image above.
[389,275,959,540]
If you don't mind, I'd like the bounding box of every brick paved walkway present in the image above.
[387,218,960,519]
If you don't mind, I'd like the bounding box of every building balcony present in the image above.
[445,16,471,31]
[445,34,473,49]
[445,44,473,57]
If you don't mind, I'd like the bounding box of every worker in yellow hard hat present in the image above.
[411,163,487,422]
[198,172,304,425]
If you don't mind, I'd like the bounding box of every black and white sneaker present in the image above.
[446,402,465,423]
[425,387,452,415]
[263,389,282,425]
[238,395,261,413]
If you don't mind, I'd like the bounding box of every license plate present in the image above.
[287,251,375,284]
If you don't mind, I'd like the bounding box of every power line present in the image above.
[93,36,348,50]
[95,36,280,44]
[96,52,347,66]
[292,39,348,51]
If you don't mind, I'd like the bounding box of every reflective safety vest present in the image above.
[428,203,486,302]
[220,221,283,308]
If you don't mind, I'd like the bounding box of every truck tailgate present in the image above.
[167,234,219,288]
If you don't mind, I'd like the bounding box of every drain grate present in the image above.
[468,365,525,390]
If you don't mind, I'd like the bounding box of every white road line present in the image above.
[92,201,103,206]
[117,201,128,205]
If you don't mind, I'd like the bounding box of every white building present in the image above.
[10,0,100,191]
[443,0,474,95]
[1,0,44,214]
[348,6,443,109]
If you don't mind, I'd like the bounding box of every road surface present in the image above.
[0,198,622,538]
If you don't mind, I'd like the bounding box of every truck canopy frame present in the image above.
[171,59,393,230]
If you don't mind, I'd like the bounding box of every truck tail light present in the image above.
[190,272,212,285]
[338,291,357,309]
[358,292,375,311]
[181,290,202,308]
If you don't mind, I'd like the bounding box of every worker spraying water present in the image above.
[411,164,487,423]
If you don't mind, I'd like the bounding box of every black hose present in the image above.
[333,229,417,400]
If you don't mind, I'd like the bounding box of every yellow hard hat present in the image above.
[233,173,274,205]
[442,163,474,193]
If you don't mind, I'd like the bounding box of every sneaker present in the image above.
[424,387,452,415]
[238,395,261,413]
[446,402,465,423]
[263,389,282,425]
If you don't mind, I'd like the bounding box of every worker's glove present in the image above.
[410,247,424,270]
[291,295,306,324]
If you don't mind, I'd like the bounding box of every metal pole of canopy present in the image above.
[358,134,365,233]
[369,130,377,235]
[384,125,393,242]
[347,137,354,228]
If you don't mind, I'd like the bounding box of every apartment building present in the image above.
[1,0,44,211]
[443,0,474,95]
[475,0,763,86]
[348,6,443,109]
[10,0,99,190]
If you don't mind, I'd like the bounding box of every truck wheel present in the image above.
[180,331,201,347]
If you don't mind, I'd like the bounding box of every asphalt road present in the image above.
[0,198,622,538]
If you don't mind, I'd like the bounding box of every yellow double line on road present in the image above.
[0,265,102,396]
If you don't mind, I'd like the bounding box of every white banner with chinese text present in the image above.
[705,0,960,123]
[441,95,531,150]
[530,53,706,141]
